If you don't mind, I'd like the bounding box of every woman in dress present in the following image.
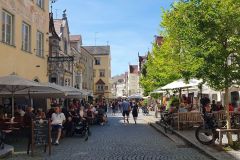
[132,101,138,124]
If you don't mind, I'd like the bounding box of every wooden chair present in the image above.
[176,112,203,130]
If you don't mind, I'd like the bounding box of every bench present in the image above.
[212,111,235,121]
[216,128,240,145]
[175,112,203,130]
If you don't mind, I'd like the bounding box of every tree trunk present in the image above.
[224,87,233,146]
[179,88,182,104]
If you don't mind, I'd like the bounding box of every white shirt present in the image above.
[51,113,66,125]
[91,107,96,113]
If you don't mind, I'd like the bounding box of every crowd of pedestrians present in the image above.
[109,99,146,124]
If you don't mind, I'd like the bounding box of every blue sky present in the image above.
[52,0,176,76]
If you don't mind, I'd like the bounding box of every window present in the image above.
[2,10,13,45]
[97,85,104,92]
[105,85,108,90]
[22,22,31,52]
[36,31,44,57]
[99,69,105,77]
[65,78,70,86]
[95,57,101,65]
[36,0,44,9]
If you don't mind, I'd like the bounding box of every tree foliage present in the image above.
[162,0,240,90]
[160,0,240,145]
[139,38,182,95]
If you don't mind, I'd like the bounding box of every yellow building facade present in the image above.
[0,0,49,82]
[82,46,111,100]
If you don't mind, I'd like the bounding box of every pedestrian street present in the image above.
[7,112,212,160]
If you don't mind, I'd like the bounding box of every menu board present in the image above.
[31,119,51,156]
[33,119,48,145]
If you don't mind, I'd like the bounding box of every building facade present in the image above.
[111,74,126,98]
[48,10,74,86]
[80,46,94,94]
[127,65,140,96]
[0,0,49,82]
[82,46,111,100]
[70,35,94,94]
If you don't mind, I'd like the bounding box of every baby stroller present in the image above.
[142,106,149,115]
[72,117,90,141]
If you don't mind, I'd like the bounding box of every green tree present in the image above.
[139,38,182,95]
[162,0,240,145]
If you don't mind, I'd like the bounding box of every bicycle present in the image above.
[195,113,219,145]
[195,112,240,145]
[159,111,175,134]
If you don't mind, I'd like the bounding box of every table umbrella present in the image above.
[128,94,143,99]
[0,75,62,117]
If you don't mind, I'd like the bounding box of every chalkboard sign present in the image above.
[31,119,51,156]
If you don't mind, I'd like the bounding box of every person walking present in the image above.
[121,99,131,124]
[132,101,138,124]
[111,100,117,115]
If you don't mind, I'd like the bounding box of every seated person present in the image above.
[68,107,79,123]
[64,107,79,137]
[90,105,97,117]
[229,103,234,112]
[201,97,216,129]
[86,105,94,121]
[211,100,218,111]
[14,107,21,117]
[36,108,46,119]
[216,102,224,111]
[51,106,66,145]
[96,106,107,125]
[178,104,188,112]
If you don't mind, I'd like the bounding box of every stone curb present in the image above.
[149,122,219,160]
[0,144,14,159]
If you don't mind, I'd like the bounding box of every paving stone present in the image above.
[6,113,211,160]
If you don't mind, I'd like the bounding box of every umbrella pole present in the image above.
[28,91,33,108]
[11,94,14,118]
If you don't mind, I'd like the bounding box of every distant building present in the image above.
[69,35,94,97]
[138,53,148,74]
[82,46,111,101]
[155,35,164,46]
[80,47,94,94]
[127,65,140,96]
[111,74,126,98]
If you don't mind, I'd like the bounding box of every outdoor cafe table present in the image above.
[4,121,20,130]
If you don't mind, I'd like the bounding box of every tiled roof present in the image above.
[70,35,82,41]
[82,46,110,55]
[96,79,105,85]
[129,65,138,74]
[54,19,66,36]
[49,13,60,40]
[80,46,94,57]
[139,55,147,62]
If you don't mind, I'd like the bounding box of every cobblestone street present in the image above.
[6,113,212,160]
